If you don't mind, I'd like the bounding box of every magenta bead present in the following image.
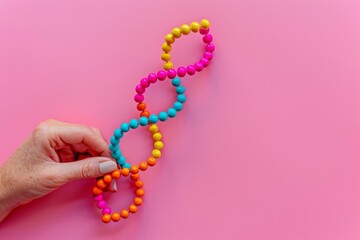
[94,194,103,201]
[140,78,150,88]
[203,34,213,44]
[134,94,144,103]
[200,58,210,67]
[203,52,213,60]
[148,73,157,83]
[97,200,107,209]
[167,69,177,79]
[205,43,215,52]
[135,84,145,94]
[157,70,167,81]
[199,28,210,35]
[177,67,187,77]
[186,65,196,75]
[102,207,112,215]
[195,62,204,72]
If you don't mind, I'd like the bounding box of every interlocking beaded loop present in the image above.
[92,19,215,223]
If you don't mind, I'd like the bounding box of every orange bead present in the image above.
[135,180,143,188]
[103,174,112,184]
[97,179,106,189]
[137,102,146,111]
[92,187,102,195]
[136,188,145,197]
[130,165,139,174]
[121,168,130,176]
[111,212,121,222]
[130,173,139,181]
[139,162,148,171]
[147,157,157,166]
[102,214,111,223]
[111,170,121,179]
[134,197,143,206]
[140,110,150,118]
[121,209,129,219]
[129,204,138,213]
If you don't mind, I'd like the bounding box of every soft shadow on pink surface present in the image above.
[1,0,360,239]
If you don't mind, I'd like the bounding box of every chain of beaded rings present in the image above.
[92,19,214,223]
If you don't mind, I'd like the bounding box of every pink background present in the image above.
[1,0,360,239]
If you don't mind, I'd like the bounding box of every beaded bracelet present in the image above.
[92,19,215,223]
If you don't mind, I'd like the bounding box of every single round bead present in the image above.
[123,162,131,169]
[154,141,164,150]
[135,180,144,188]
[195,62,204,72]
[140,78,150,88]
[121,209,129,219]
[177,94,186,103]
[102,207,111,215]
[205,43,215,52]
[167,69,177,79]
[97,200,107,209]
[111,212,121,222]
[94,194,103,201]
[157,70,167,81]
[130,173,139,181]
[172,28,182,38]
[102,214,111,223]
[200,58,210,67]
[190,22,200,32]
[200,19,210,29]
[149,114,159,123]
[186,65,196,75]
[97,179,106,189]
[121,168,130,176]
[161,53,171,61]
[181,24,191,35]
[129,119,139,129]
[199,28,210,35]
[203,52,213,60]
[149,124,159,133]
[174,102,183,111]
[153,132,162,141]
[134,94,144,103]
[167,108,177,118]
[203,34,213,44]
[177,66,187,77]
[121,123,130,132]
[118,156,126,165]
[103,174,112,184]
[110,136,119,145]
[134,197,143,206]
[141,110,150,118]
[148,73,157,83]
[162,43,172,52]
[176,86,186,94]
[112,170,121,179]
[130,165,139,174]
[147,157,157,166]
[164,62,173,70]
[109,144,118,152]
[165,34,175,44]
[139,162,148,171]
[93,187,102,195]
[114,128,123,139]
[152,149,162,158]
[129,204,138,213]
[139,116,149,126]
[111,150,121,159]
[172,77,181,87]
[158,112,168,121]
[136,188,145,197]
[137,102,146,111]
[135,84,145,94]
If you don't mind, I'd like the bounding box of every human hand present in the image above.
[0,120,118,222]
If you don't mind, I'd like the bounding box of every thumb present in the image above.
[56,157,118,182]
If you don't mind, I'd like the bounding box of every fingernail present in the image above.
[109,179,117,192]
[99,161,117,174]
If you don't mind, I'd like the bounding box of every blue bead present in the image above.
[109,143,119,152]
[158,111,168,121]
[111,150,122,159]
[176,86,186,94]
[114,128,123,139]
[177,94,186,103]
[149,114,158,123]
[139,116,149,126]
[129,119,139,129]
[167,108,177,118]
[172,77,181,87]
[123,162,131,169]
[117,155,126,165]
[110,136,119,145]
[173,102,183,111]
[121,123,130,132]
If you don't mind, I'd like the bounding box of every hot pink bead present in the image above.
[97,200,107,209]
[148,73,157,83]
[140,78,150,88]
[203,34,213,44]
[94,194,103,201]
[135,84,145,94]
[203,52,213,60]
[200,58,210,67]
[177,67,187,77]
[157,70,167,81]
[167,69,177,79]
[195,62,204,72]
[134,94,144,103]
[102,207,112,215]
[205,43,215,52]
[199,28,210,35]
[186,65,196,75]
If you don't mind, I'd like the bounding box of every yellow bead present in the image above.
[162,43,172,53]
[200,19,210,29]
[154,141,164,150]
[152,149,161,158]
[164,62,173,70]
[149,124,158,133]
[165,34,175,44]
[161,53,171,61]
[153,132,162,141]
[181,24,191,35]
[190,22,200,32]
[172,28,182,38]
